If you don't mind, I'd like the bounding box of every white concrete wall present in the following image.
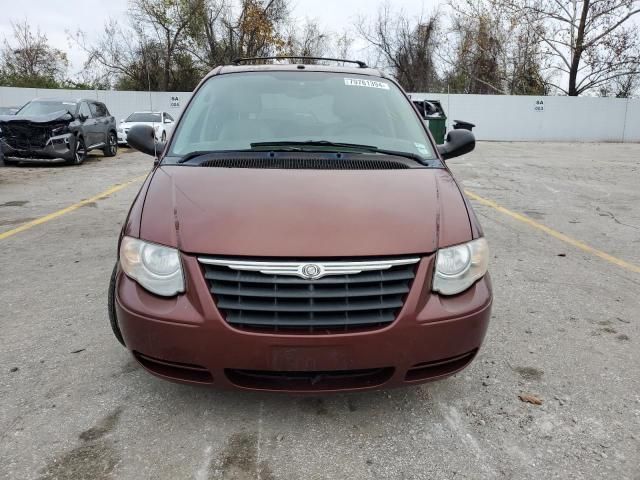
[0,87,187,126]
[1,86,638,142]
[410,93,640,142]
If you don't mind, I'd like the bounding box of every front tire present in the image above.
[161,131,166,142]
[108,262,126,347]
[103,132,118,157]
[71,136,86,165]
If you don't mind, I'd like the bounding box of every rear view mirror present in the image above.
[127,124,165,157]
[437,130,475,160]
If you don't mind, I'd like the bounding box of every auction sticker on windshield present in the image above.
[344,78,390,90]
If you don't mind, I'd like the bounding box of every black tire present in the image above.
[72,136,86,165]
[1,154,17,166]
[161,131,166,142]
[108,262,126,346]
[103,131,118,157]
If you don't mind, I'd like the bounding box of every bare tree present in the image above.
[358,3,441,91]
[612,72,639,97]
[187,0,291,67]
[0,20,68,88]
[75,0,296,90]
[334,31,354,60]
[73,20,146,89]
[279,19,329,61]
[500,0,640,95]
[74,0,209,91]
[235,0,289,57]
[444,0,548,95]
[444,7,505,94]
[187,0,229,67]
[131,0,205,90]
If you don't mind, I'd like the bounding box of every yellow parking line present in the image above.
[0,175,147,241]
[465,189,640,274]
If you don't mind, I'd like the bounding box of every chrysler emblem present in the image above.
[300,263,322,279]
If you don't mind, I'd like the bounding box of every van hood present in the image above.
[139,165,472,257]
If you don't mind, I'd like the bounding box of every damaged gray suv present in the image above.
[0,99,117,165]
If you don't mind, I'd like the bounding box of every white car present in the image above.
[117,111,175,145]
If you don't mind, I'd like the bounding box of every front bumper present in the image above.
[115,254,492,392]
[0,134,75,162]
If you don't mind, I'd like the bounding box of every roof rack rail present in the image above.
[231,56,368,68]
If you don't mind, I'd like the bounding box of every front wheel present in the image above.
[108,262,126,347]
[161,131,166,142]
[71,136,86,165]
[103,132,117,157]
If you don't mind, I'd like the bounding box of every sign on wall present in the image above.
[534,99,545,112]
[170,95,180,108]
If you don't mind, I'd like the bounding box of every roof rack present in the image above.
[231,56,368,68]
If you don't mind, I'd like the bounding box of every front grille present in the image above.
[199,157,410,170]
[226,367,394,391]
[200,258,419,333]
[3,125,50,149]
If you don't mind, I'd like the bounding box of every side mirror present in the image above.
[127,124,166,157]
[437,129,475,160]
[120,119,125,124]
[78,113,87,122]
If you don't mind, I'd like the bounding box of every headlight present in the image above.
[432,238,489,295]
[51,124,69,136]
[119,236,184,296]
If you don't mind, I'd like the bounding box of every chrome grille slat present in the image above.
[204,268,416,284]
[199,257,419,333]
[209,281,410,298]
[217,297,404,312]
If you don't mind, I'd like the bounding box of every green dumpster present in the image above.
[412,100,447,144]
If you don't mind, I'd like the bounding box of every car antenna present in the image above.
[145,67,158,160]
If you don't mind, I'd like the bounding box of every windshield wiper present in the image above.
[177,142,430,165]
[177,149,251,163]
[251,140,378,151]
[250,141,428,164]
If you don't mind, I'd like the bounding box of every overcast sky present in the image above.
[0,0,443,77]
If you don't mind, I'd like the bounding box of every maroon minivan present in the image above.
[109,57,492,392]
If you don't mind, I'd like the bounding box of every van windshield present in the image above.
[169,71,435,160]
